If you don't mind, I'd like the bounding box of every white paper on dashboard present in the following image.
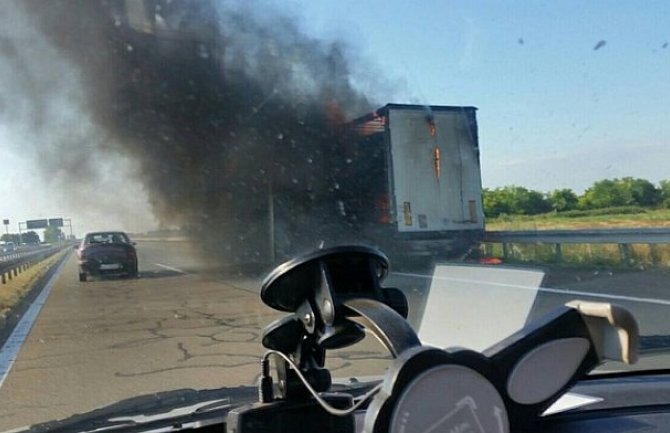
[418,264,545,352]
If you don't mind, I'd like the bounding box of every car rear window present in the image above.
[85,233,130,244]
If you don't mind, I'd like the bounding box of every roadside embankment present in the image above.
[0,249,70,329]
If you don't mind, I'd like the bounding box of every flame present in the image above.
[356,112,386,136]
[425,114,436,137]
[433,146,441,180]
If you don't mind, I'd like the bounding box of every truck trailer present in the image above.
[265,104,485,266]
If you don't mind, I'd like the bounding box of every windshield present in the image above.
[1,0,669,430]
[84,232,131,245]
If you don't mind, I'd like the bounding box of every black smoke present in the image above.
[7,0,375,267]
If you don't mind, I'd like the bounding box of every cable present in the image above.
[263,350,383,416]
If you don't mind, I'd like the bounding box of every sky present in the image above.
[287,0,670,189]
[1,0,669,236]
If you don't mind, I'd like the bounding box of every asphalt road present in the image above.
[1,241,670,430]
[0,241,390,430]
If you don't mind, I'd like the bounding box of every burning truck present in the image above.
[42,1,485,267]
[194,100,486,266]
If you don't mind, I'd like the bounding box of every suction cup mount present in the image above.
[260,246,418,398]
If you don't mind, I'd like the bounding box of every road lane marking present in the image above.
[0,252,70,389]
[153,263,187,274]
[393,272,670,307]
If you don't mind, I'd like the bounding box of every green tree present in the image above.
[515,187,551,215]
[483,186,551,217]
[22,231,41,244]
[1,233,21,243]
[578,179,633,209]
[658,180,670,208]
[547,189,578,212]
[619,177,661,207]
[579,178,661,209]
[482,188,511,218]
[43,226,63,243]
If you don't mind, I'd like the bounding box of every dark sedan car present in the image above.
[77,231,139,281]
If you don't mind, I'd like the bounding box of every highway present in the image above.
[1,240,670,430]
[0,241,390,430]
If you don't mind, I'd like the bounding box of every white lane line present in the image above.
[0,253,70,389]
[153,263,187,274]
[393,272,670,307]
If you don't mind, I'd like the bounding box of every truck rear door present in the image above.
[387,106,484,234]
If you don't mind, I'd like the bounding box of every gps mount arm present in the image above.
[259,246,416,399]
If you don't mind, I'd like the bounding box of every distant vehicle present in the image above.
[1,241,16,253]
[77,231,138,282]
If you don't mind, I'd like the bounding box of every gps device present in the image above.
[228,246,639,433]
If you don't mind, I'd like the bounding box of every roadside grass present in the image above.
[486,207,670,231]
[482,242,670,269]
[0,250,67,321]
[482,208,670,268]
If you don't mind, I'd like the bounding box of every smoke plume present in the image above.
[2,0,375,266]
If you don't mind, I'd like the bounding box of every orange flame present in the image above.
[426,115,436,137]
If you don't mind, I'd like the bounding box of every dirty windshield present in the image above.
[1,0,669,430]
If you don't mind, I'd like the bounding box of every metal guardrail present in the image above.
[0,245,54,262]
[482,228,670,265]
[0,246,66,284]
[484,228,670,245]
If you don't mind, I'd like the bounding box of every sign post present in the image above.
[18,221,26,244]
[64,219,74,240]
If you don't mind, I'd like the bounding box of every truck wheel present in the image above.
[79,272,87,282]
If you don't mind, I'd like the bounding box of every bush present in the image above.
[557,206,647,218]
[483,186,551,217]
[579,178,661,209]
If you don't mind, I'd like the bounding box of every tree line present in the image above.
[0,226,63,244]
[483,177,670,218]
[1,231,40,244]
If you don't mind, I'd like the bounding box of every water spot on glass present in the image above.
[197,44,210,59]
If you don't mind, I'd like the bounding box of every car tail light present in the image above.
[375,194,392,224]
